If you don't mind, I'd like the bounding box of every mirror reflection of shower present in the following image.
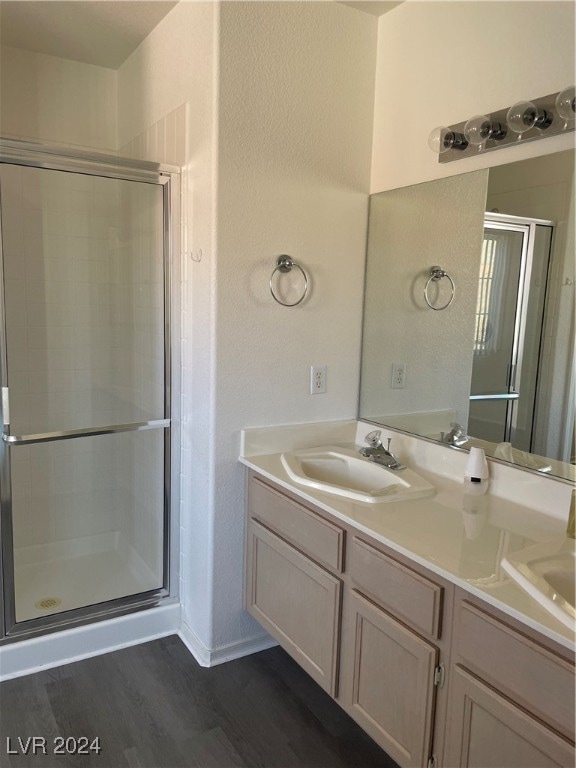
[469,214,555,458]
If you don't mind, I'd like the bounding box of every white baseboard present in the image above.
[179,621,277,667]
[0,602,181,681]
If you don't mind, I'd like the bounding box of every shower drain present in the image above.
[35,597,62,610]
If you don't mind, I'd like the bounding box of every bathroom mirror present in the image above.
[359,149,575,481]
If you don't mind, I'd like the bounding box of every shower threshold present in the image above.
[14,532,161,623]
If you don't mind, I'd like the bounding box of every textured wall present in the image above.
[212,1,377,649]
[371,1,576,192]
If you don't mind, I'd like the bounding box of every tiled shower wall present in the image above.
[120,103,187,167]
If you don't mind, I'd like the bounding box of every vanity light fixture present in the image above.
[464,114,507,147]
[556,85,576,124]
[506,101,553,137]
[429,87,575,163]
[427,126,468,154]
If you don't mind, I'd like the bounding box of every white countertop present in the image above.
[239,421,575,651]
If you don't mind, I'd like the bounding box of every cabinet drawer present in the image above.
[455,601,575,740]
[349,537,443,639]
[247,520,341,696]
[249,474,344,572]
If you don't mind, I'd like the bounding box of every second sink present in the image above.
[501,538,576,630]
[280,445,435,504]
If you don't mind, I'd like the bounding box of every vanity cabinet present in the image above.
[444,591,575,768]
[245,475,344,695]
[244,470,575,768]
[340,589,438,766]
[339,536,450,767]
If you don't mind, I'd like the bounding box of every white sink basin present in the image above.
[280,445,435,504]
[501,538,576,630]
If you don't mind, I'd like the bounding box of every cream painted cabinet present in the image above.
[338,535,450,768]
[341,590,438,767]
[245,475,344,696]
[444,593,575,768]
[246,520,341,695]
[445,666,574,768]
[244,471,575,768]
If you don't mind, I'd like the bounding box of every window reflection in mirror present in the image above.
[358,150,575,481]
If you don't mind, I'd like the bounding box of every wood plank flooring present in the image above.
[0,637,397,768]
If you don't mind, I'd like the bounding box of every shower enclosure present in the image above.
[0,139,178,641]
[469,213,553,452]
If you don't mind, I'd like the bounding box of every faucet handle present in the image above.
[365,429,382,447]
[386,437,392,452]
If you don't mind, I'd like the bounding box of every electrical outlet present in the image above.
[310,365,327,394]
[392,362,406,389]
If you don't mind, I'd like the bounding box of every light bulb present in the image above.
[506,100,553,135]
[464,114,507,147]
[464,115,490,146]
[428,126,468,154]
[556,86,576,122]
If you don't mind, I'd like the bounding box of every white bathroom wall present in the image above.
[117,0,219,653]
[212,1,377,651]
[371,1,576,193]
[0,45,117,152]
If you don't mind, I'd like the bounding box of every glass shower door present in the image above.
[469,218,552,451]
[468,224,525,443]
[0,159,171,632]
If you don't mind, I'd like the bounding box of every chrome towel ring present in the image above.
[424,266,455,311]
[270,255,309,307]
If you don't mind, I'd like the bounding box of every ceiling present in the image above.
[0,1,178,69]
[0,0,401,70]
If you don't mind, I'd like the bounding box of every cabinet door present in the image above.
[445,666,575,768]
[341,590,438,767]
[247,521,341,696]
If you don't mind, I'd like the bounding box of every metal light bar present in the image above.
[434,89,575,163]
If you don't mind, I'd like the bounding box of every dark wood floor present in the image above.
[0,637,397,768]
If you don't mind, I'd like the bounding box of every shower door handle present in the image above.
[2,419,170,446]
[469,392,520,401]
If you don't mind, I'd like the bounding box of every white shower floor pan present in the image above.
[14,532,161,623]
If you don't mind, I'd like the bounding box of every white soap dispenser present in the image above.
[464,447,489,495]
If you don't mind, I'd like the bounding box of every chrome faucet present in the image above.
[359,430,406,470]
[441,422,469,447]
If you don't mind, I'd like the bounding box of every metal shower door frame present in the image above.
[0,139,180,642]
[476,213,554,447]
